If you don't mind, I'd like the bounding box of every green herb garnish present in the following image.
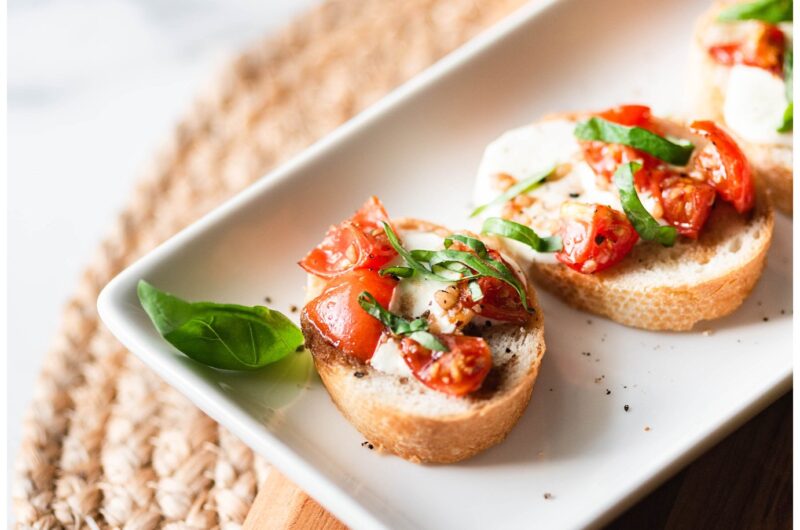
[470,166,554,218]
[613,163,677,246]
[481,217,562,253]
[779,47,793,132]
[358,292,447,351]
[137,280,304,371]
[717,0,792,23]
[574,117,695,166]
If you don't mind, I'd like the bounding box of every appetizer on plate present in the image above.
[690,0,793,213]
[472,105,774,331]
[299,197,545,463]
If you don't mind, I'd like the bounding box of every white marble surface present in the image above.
[8,0,320,520]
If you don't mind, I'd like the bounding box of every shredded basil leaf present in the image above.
[137,280,304,371]
[418,247,530,312]
[574,117,695,166]
[779,48,793,132]
[443,234,490,258]
[481,217,562,253]
[381,222,443,280]
[614,163,678,247]
[380,266,415,278]
[470,166,554,218]
[717,0,792,23]
[357,292,447,351]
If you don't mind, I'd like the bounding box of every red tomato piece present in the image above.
[400,334,492,396]
[460,275,528,323]
[708,23,786,75]
[596,104,653,127]
[299,196,397,278]
[658,176,717,238]
[556,203,639,274]
[690,120,754,214]
[304,269,397,362]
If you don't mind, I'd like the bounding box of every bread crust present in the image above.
[301,218,546,464]
[689,1,793,214]
[527,199,773,331]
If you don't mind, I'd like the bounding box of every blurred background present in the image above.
[7,0,320,520]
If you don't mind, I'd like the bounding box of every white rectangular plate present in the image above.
[98,0,793,528]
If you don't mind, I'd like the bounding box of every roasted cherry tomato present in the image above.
[556,202,639,274]
[690,120,754,214]
[400,334,492,396]
[299,197,397,278]
[708,23,786,75]
[460,275,528,323]
[304,269,397,362]
[658,176,717,238]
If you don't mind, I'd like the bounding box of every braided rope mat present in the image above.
[11,1,527,527]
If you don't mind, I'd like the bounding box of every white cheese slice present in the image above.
[370,336,413,377]
[723,64,792,146]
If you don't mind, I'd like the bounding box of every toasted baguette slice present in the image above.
[688,1,793,214]
[301,218,546,464]
[525,198,773,331]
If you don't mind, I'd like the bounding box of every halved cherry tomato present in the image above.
[556,202,639,274]
[466,276,528,323]
[400,334,492,396]
[658,176,717,238]
[304,269,397,362]
[299,197,397,278]
[690,120,754,214]
[708,24,786,75]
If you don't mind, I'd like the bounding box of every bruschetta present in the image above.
[471,105,773,331]
[298,197,545,463]
[690,0,793,213]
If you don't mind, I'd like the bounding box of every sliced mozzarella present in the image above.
[723,64,792,146]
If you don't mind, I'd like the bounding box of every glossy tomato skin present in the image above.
[596,104,653,127]
[708,24,786,75]
[659,176,717,238]
[400,334,492,396]
[556,203,639,274]
[690,120,754,214]
[304,269,397,362]
[299,196,397,278]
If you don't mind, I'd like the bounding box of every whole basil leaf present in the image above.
[137,280,304,370]
[614,163,678,247]
[470,166,553,218]
[779,48,793,132]
[717,0,792,23]
[574,117,695,166]
[481,217,562,253]
[357,291,447,351]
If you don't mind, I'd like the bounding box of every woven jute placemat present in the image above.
[11,1,527,528]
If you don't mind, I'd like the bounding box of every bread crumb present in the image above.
[624,404,630,412]
[290,305,298,313]
[644,426,651,432]
[543,493,553,500]
[702,329,714,336]
[264,296,272,303]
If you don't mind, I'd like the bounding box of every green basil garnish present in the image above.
[379,224,531,312]
[614,163,677,247]
[380,222,442,280]
[470,166,554,218]
[574,117,695,166]
[717,0,792,23]
[779,47,793,132]
[137,280,304,371]
[357,292,447,351]
[481,217,562,253]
